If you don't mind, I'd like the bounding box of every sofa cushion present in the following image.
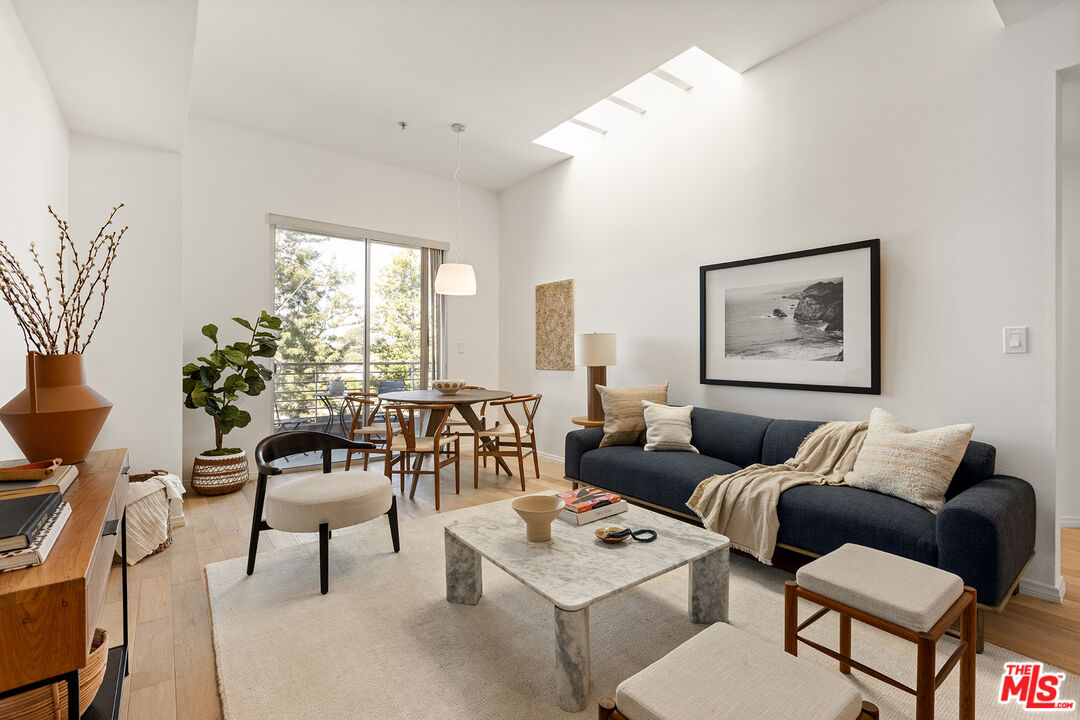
[579,445,740,514]
[947,441,996,498]
[690,408,771,467]
[761,419,825,465]
[776,485,938,565]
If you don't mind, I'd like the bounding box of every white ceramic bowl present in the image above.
[512,495,566,542]
[433,378,466,395]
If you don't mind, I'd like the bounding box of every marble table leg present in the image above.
[688,546,730,624]
[444,529,483,605]
[554,605,590,712]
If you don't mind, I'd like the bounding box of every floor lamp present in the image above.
[576,332,616,423]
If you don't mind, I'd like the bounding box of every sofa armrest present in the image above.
[565,428,604,479]
[936,475,1035,607]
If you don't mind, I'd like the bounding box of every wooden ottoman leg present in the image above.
[839,614,852,674]
[784,581,799,656]
[960,589,977,720]
[916,635,935,720]
[859,701,880,719]
[598,697,629,720]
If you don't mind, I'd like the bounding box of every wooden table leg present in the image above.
[458,403,513,475]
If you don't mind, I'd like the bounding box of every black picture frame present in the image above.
[699,238,880,394]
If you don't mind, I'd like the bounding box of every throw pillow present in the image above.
[596,383,669,447]
[642,400,699,453]
[845,407,973,514]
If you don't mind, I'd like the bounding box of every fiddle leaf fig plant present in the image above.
[182,310,281,455]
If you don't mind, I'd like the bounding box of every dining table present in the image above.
[379,388,515,477]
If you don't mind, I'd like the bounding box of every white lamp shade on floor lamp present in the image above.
[576,332,617,367]
[576,332,616,422]
[434,263,476,296]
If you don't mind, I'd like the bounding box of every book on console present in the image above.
[0,501,71,572]
[0,487,63,552]
[0,465,78,496]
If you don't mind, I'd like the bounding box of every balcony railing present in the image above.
[273,360,422,433]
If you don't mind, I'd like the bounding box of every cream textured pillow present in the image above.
[642,400,698,453]
[845,408,973,514]
[597,383,669,447]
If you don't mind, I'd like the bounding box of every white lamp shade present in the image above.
[434,263,476,296]
[576,332,616,366]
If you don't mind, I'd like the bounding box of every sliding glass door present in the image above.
[272,225,442,435]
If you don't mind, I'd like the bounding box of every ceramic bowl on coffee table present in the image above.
[511,495,565,541]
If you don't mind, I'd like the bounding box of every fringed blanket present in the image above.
[686,420,867,564]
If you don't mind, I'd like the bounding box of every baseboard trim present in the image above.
[538,451,564,465]
[1061,516,1080,528]
[1019,575,1066,603]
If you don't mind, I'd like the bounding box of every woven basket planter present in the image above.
[191,450,248,496]
[0,628,109,720]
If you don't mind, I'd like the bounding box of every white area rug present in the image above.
[206,499,1078,719]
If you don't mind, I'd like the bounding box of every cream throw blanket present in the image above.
[686,420,868,564]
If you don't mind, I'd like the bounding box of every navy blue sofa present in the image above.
[564,407,1035,611]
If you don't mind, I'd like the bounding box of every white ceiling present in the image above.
[12,0,198,152]
[189,0,885,190]
[993,0,1073,25]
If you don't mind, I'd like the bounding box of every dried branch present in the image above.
[0,204,126,354]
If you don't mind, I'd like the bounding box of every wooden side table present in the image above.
[571,416,604,428]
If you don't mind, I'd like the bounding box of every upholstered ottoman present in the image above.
[600,623,878,720]
[786,543,976,720]
[263,468,394,593]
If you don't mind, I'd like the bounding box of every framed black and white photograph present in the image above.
[700,239,880,394]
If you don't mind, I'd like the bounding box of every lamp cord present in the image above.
[453,128,463,262]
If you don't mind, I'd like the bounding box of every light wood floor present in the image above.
[98,453,1080,719]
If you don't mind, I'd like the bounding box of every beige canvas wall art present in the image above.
[535,279,574,370]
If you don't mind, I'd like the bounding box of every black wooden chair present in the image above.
[247,431,400,594]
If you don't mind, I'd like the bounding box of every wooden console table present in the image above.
[0,449,130,720]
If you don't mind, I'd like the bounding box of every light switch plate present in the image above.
[1003,326,1028,354]
[457,342,465,354]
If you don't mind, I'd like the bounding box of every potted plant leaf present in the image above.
[182,311,281,495]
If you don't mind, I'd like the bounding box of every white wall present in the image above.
[1059,149,1080,526]
[68,133,183,473]
[499,0,1080,598]
[182,116,500,476]
[0,0,69,459]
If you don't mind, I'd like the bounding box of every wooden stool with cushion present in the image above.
[785,543,976,720]
[247,431,400,595]
[599,623,878,720]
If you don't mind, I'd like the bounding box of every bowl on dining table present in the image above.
[433,378,466,395]
[511,495,566,542]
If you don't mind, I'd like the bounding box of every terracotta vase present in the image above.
[0,353,112,464]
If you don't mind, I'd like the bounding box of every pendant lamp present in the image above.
[435,123,476,296]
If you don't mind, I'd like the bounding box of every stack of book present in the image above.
[0,486,71,572]
[556,486,628,525]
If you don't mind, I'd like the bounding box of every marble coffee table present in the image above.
[444,501,730,712]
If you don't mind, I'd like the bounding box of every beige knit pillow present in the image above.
[596,383,669,447]
[845,408,973,514]
[642,400,698,453]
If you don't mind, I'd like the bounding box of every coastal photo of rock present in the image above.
[724,277,844,361]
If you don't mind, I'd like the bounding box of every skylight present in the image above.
[532,47,738,157]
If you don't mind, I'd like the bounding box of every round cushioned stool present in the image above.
[247,431,401,596]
